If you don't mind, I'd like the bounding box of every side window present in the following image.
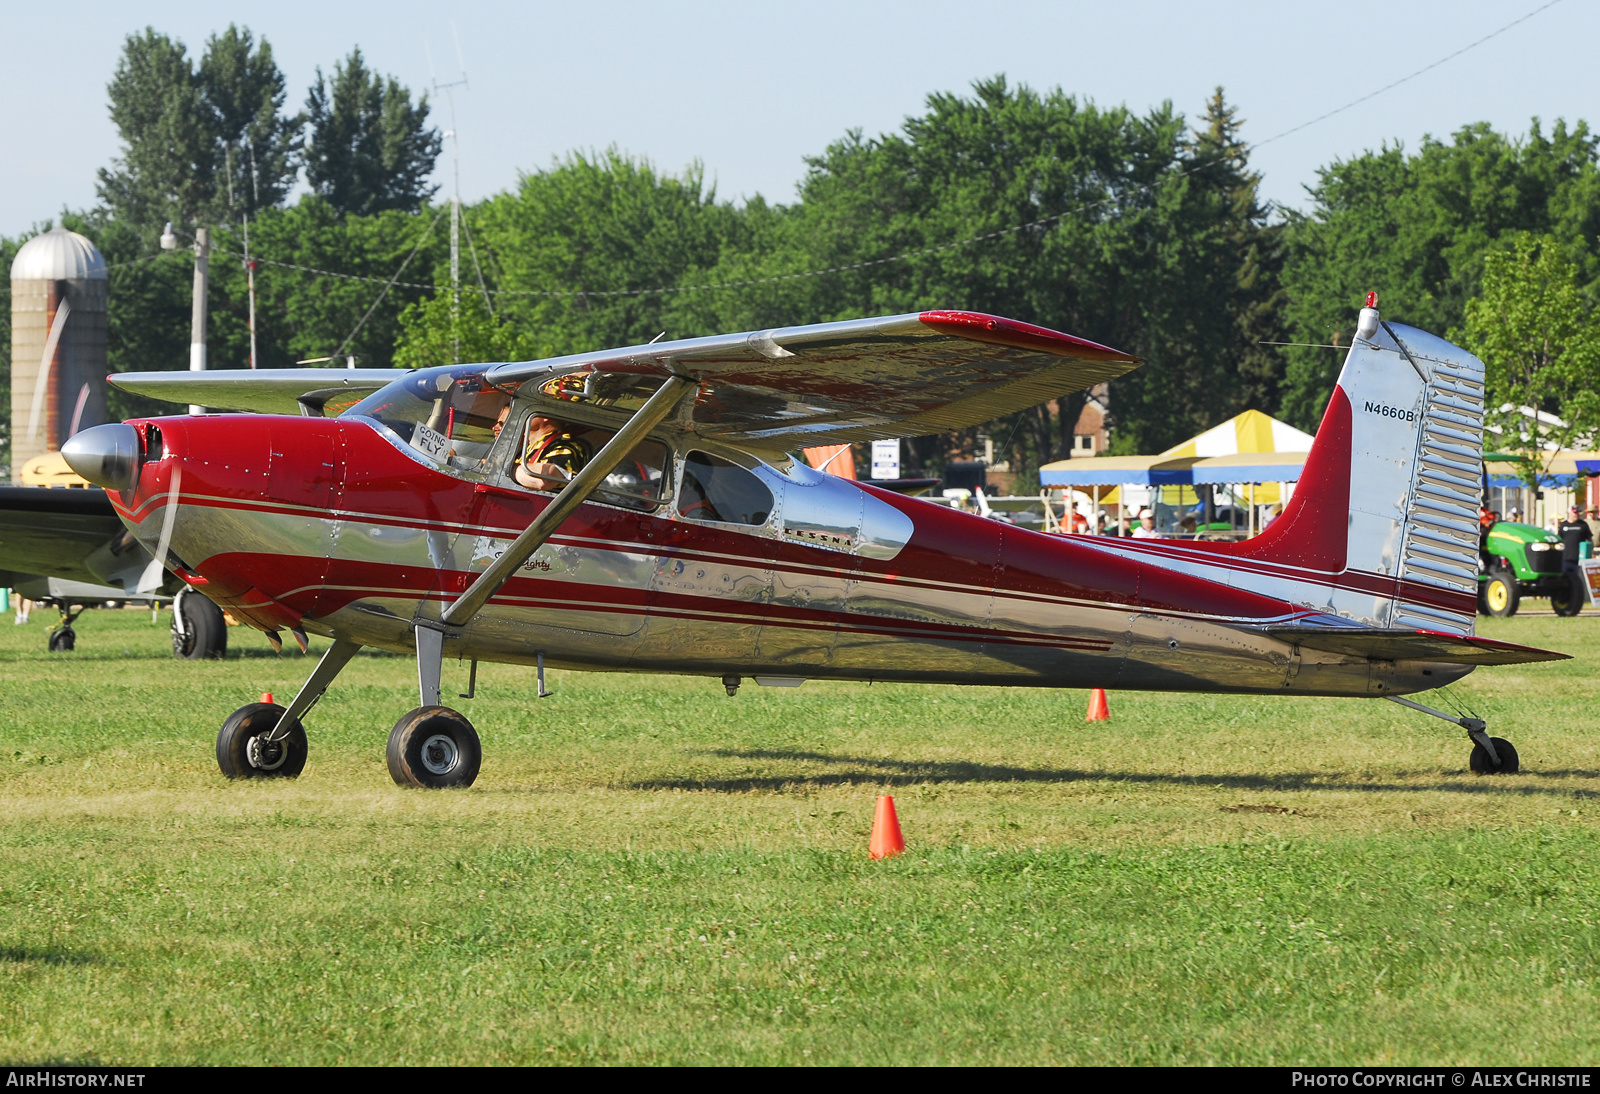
[511,413,669,511]
[678,451,774,526]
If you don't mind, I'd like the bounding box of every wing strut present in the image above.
[410,373,694,706]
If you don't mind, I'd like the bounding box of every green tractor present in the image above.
[1477,521,1587,617]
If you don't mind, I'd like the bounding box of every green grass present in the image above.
[1,607,1598,1064]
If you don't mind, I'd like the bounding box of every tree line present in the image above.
[6,23,1600,485]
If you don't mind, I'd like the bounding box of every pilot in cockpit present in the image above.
[492,405,592,491]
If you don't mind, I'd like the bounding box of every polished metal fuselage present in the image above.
[110,401,1474,700]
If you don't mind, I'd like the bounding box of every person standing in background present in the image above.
[1557,504,1592,575]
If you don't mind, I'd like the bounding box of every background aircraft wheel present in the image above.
[387,706,481,789]
[1469,737,1519,775]
[1482,568,1519,617]
[173,592,228,660]
[1550,571,1586,617]
[47,626,76,652]
[216,702,307,780]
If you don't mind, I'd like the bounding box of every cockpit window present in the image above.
[677,451,773,525]
[347,367,515,473]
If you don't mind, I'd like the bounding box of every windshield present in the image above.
[348,367,515,474]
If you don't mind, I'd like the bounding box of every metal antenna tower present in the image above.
[428,26,469,363]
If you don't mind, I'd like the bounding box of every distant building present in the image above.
[9,228,109,479]
[1068,383,1110,458]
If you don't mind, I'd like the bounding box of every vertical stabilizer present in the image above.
[1234,299,1484,634]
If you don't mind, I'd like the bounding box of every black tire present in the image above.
[1482,568,1520,618]
[386,706,481,789]
[1551,571,1586,617]
[47,626,75,652]
[173,593,228,660]
[216,702,307,779]
[1469,736,1520,775]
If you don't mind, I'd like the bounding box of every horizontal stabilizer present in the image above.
[1265,626,1568,666]
[110,369,399,417]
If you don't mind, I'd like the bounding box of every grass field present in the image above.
[1,607,1597,1065]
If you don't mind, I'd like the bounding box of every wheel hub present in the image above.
[247,733,289,771]
[1487,581,1509,611]
[420,733,459,775]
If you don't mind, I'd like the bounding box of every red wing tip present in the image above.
[918,310,1140,363]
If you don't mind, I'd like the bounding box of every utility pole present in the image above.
[188,228,210,415]
[245,142,261,370]
[159,221,211,414]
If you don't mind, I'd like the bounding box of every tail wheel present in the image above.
[387,706,481,789]
[217,702,307,779]
[1551,571,1586,617]
[47,627,76,652]
[173,591,228,659]
[1469,737,1520,775]
[1482,569,1519,617]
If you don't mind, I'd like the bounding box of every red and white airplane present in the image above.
[60,301,1562,787]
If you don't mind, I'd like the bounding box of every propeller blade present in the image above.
[136,465,182,594]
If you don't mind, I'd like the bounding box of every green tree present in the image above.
[97,29,221,241]
[1455,234,1600,488]
[206,196,448,370]
[471,150,750,359]
[393,276,535,368]
[303,49,442,217]
[97,26,298,240]
[673,78,1281,471]
[1280,119,1600,430]
[198,25,300,216]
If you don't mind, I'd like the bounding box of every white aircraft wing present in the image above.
[109,368,400,417]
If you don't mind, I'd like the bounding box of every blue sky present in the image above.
[3,1,1595,239]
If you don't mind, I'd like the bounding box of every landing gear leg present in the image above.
[388,623,480,789]
[1386,695,1520,775]
[215,637,362,780]
[47,605,83,652]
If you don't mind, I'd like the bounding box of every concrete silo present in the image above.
[9,227,109,479]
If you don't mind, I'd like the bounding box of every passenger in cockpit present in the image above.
[488,407,590,492]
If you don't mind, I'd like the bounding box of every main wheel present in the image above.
[1469,736,1520,775]
[1550,571,1586,617]
[216,702,307,779]
[387,706,481,789]
[1481,568,1520,617]
[173,592,228,659]
[47,626,76,652]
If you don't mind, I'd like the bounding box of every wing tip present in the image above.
[917,310,1140,364]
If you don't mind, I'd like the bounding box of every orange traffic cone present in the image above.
[261,692,274,705]
[1086,688,1110,722]
[869,795,905,860]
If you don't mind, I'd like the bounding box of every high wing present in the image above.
[1264,626,1568,667]
[108,368,400,417]
[489,310,1140,445]
[111,311,1139,445]
[0,485,158,592]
